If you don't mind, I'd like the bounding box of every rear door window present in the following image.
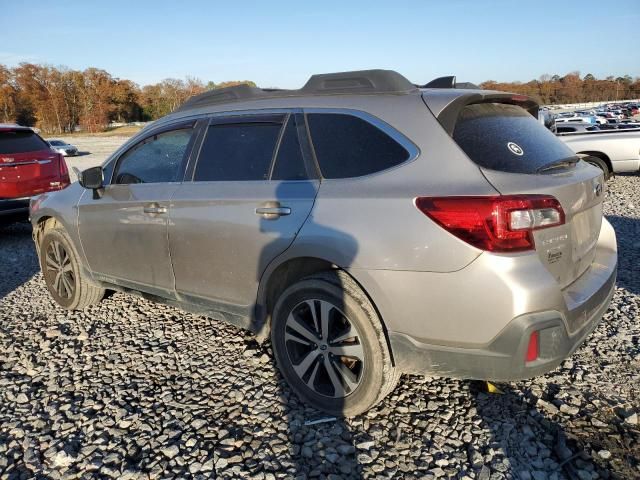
[307,113,410,179]
[194,122,282,181]
[0,130,49,154]
[453,103,577,174]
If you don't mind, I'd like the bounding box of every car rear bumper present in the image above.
[388,264,616,380]
[350,218,617,380]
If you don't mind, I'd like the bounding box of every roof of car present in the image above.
[0,123,33,132]
[173,70,493,115]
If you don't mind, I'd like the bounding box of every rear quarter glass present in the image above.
[453,103,577,174]
[0,130,50,154]
[307,113,410,179]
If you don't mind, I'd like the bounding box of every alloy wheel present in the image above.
[284,299,364,398]
[44,240,75,299]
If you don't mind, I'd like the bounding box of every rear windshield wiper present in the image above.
[537,157,579,174]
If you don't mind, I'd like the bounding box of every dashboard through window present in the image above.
[113,128,193,184]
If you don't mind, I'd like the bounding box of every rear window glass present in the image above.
[0,130,49,154]
[453,103,577,174]
[307,113,410,179]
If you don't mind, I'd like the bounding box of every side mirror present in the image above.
[79,166,104,190]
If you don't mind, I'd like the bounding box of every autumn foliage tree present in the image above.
[0,63,260,134]
[1,63,638,134]
[481,72,640,105]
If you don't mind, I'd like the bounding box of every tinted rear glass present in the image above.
[453,103,577,174]
[308,113,410,179]
[195,123,281,181]
[0,130,49,154]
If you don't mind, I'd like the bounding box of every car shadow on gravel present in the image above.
[0,221,39,299]
[471,381,608,480]
[248,180,362,478]
[605,214,639,295]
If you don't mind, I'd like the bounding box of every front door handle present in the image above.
[255,201,291,219]
[143,203,167,214]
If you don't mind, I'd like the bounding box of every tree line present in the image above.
[481,72,640,106]
[1,64,638,134]
[0,63,255,134]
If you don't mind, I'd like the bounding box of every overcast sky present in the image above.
[2,0,638,88]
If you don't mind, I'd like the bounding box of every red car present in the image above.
[0,124,70,222]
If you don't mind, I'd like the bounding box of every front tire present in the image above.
[40,226,105,310]
[271,270,400,416]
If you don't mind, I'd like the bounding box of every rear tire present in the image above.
[584,156,611,180]
[40,226,105,310]
[271,270,400,416]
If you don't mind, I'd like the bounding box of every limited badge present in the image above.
[507,142,524,156]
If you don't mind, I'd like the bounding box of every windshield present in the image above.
[453,103,578,174]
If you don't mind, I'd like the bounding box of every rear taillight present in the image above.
[57,154,70,187]
[415,195,565,252]
[57,154,68,176]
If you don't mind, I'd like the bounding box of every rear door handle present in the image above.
[255,201,291,219]
[143,203,167,214]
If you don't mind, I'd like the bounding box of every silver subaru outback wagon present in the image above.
[30,70,617,416]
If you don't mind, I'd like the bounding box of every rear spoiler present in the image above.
[422,90,539,135]
[416,76,480,90]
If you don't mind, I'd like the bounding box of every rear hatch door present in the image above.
[448,101,604,288]
[0,129,60,198]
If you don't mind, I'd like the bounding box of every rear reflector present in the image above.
[526,331,539,362]
[415,195,565,252]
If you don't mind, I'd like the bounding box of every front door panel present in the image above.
[77,183,178,294]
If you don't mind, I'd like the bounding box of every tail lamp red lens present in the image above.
[415,195,565,252]
[57,154,71,187]
[526,331,539,362]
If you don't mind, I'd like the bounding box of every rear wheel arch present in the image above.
[256,256,336,340]
[255,257,395,365]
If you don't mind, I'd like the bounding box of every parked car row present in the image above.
[48,139,79,156]
[545,102,640,178]
[26,70,618,415]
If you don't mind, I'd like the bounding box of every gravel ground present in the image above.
[0,172,638,479]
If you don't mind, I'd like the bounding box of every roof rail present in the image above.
[174,69,418,112]
[418,75,480,90]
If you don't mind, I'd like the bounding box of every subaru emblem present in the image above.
[507,142,524,156]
